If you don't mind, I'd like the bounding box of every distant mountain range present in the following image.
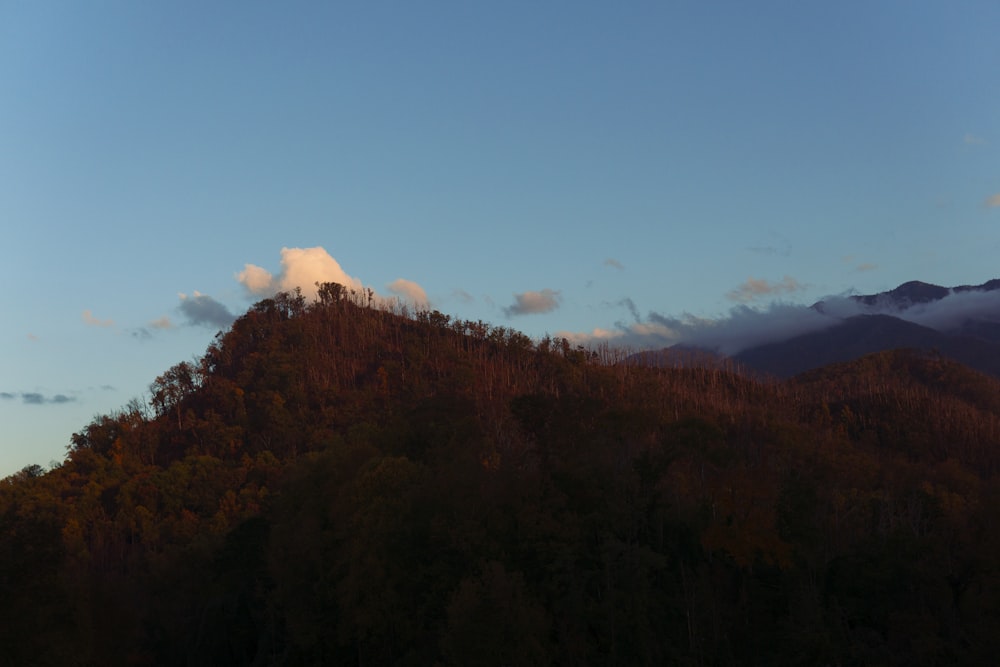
[653,279,1000,379]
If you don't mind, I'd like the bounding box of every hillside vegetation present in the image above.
[4,285,1000,666]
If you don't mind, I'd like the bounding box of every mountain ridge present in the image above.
[667,278,1000,378]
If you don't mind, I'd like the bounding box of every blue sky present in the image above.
[2,1,999,475]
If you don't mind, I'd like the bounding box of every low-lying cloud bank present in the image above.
[559,287,1000,355]
[870,287,1000,331]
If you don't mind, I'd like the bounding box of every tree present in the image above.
[150,361,198,430]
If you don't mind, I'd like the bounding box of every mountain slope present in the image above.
[733,313,1000,379]
[4,286,1000,664]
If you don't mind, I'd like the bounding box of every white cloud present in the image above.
[236,246,428,310]
[891,288,1000,330]
[237,246,366,301]
[964,133,986,145]
[279,247,364,299]
[236,263,275,295]
[387,278,428,306]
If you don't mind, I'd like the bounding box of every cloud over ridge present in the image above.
[560,285,1000,356]
[387,278,428,306]
[237,246,429,309]
[238,247,365,301]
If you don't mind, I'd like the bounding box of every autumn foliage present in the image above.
[4,285,1000,665]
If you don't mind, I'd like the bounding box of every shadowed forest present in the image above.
[5,284,1000,665]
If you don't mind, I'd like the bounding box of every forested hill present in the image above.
[5,284,1000,665]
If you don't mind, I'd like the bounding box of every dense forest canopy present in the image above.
[4,284,1000,665]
